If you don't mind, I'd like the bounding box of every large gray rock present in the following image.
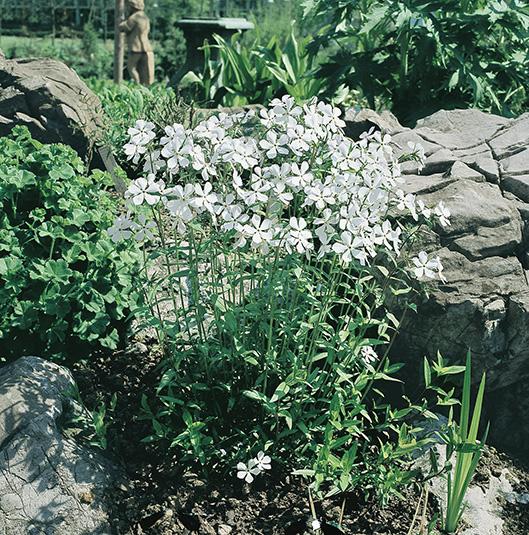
[358,108,529,459]
[0,57,102,160]
[0,357,122,534]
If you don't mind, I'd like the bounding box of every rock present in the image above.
[419,180,522,259]
[0,356,124,534]
[422,147,458,174]
[469,156,500,183]
[415,444,514,535]
[380,106,529,459]
[343,108,402,139]
[500,148,529,176]
[490,114,529,159]
[503,174,529,203]
[415,108,509,149]
[447,161,485,182]
[0,58,103,160]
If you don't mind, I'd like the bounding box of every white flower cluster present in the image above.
[236,451,271,483]
[111,96,450,278]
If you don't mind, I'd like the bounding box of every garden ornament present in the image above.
[119,0,154,86]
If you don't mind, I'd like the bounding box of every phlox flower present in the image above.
[435,201,451,227]
[244,215,274,250]
[236,459,260,484]
[259,130,289,159]
[191,182,217,213]
[127,120,155,146]
[107,214,134,242]
[332,231,367,265]
[125,174,164,206]
[286,217,314,255]
[254,451,272,471]
[287,161,313,190]
[360,345,378,365]
[412,251,444,280]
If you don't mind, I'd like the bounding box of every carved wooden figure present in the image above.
[119,0,154,86]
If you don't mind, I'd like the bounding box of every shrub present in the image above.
[111,96,454,500]
[0,127,141,362]
[307,0,529,123]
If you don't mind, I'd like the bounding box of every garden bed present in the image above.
[72,339,529,535]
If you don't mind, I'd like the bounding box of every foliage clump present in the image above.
[0,127,141,361]
[306,0,529,123]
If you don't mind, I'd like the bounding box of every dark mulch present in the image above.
[71,340,529,534]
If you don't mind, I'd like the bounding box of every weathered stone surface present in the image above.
[447,160,485,182]
[490,114,529,159]
[500,148,529,176]
[343,107,402,139]
[415,108,509,149]
[0,357,123,534]
[418,180,522,259]
[503,174,529,203]
[0,57,102,160]
[368,107,529,459]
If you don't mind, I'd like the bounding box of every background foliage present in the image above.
[306,0,529,123]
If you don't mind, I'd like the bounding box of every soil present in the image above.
[71,339,529,535]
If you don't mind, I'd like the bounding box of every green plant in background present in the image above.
[180,28,324,107]
[2,31,113,79]
[306,0,529,123]
[441,351,488,533]
[0,127,141,362]
[63,384,118,450]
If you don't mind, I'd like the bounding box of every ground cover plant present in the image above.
[0,127,141,362]
[107,95,469,516]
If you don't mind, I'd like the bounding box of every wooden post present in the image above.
[113,0,125,83]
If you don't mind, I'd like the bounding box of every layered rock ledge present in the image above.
[347,108,529,458]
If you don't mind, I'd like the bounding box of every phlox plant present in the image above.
[111,96,451,501]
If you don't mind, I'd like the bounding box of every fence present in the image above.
[0,0,261,39]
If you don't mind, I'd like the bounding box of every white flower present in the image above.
[192,182,217,213]
[435,201,451,227]
[287,161,313,190]
[304,181,336,210]
[412,251,440,279]
[332,231,367,265]
[244,215,274,249]
[311,519,321,531]
[317,101,346,131]
[259,130,289,159]
[254,451,271,471]
[360,345,378,365]
[236,459,260,484]
[133,214,156,242]
[127,120,155,146]
[125,174,163,206]
[286,217,314,254]
[417,199,431,219]
[221,204,249,231]
[107,215,134,242]
[124,141,147,164]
